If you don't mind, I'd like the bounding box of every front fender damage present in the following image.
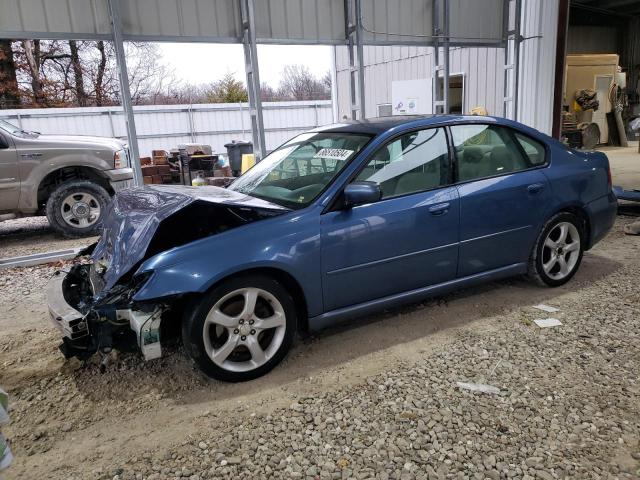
[49,185,288,364]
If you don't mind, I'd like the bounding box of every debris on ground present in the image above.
[533,318,563,328]
[532,304,559,313]
[455,381,501,394]
[623,220,640,235]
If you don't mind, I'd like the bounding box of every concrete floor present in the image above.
[599,141,640,190]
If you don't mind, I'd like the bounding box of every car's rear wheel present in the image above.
[529,212,584,287]
[182,274,297,382]
[46,180,110,238]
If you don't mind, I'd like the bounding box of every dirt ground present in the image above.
[0,146,639,479]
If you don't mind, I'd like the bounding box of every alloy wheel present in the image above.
[541,221,581,281]
[202,287,287,373]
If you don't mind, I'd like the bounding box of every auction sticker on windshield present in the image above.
[313,148,354,161]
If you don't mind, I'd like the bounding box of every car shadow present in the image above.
[65,249,622,409]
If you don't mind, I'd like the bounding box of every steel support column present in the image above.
[503,0,522,120]
[107,0,142,185]
[346,0,366,119]
[241,0,266,161]
[432,0,450,114]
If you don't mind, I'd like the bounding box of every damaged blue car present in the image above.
[47,115,617,381]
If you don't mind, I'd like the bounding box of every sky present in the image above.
[157,43,332,88]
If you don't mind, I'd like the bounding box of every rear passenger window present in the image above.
[355,128,450,199]
[450,124,531,182]
[514,132,546,166]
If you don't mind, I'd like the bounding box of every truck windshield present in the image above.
[0,119,23,136]
[228,132,372,209]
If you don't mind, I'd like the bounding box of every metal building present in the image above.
[335,0,640,144]
[0,0,519,184]
[335,0,560,135]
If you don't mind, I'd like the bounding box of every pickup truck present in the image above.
[0,118,133,237]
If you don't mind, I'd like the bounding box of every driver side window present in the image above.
[355,127,450,199]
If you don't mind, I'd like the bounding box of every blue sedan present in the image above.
[47,115,617,381]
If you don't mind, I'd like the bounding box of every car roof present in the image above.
[313,114,535,136]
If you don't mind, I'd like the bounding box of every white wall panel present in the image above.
[335,0,559,134]
[517,0,558,135]
[335,44,504,120]
[0,101,332,157]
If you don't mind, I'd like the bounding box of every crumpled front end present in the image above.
[46,184,288,362]
[47,263,166,362]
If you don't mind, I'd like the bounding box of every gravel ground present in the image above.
[0,218,639,480]
[0,216,97,259]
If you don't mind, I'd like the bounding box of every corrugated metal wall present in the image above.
[517,0,558,135]
[0,101,332,156]
[334,45,505,120]
[335,0,559,135]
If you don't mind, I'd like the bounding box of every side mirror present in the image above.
[343,181,382,207]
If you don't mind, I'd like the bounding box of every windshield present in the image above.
[0,119,23,136]
[228,132,372,209]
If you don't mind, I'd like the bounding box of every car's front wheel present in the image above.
[46,179,110,237]
[529,212,584,287]
[182,274,297,382]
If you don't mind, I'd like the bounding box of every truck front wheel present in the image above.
[46,180,110,237]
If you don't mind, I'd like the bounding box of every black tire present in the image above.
[182,274,297,382]
[45,180,110,238]
[528,212,585,287]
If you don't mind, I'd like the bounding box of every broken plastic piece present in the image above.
[456,382,500,395]
[0,434,11,471]
[0,406,8,427]
[534,318,562,328]
[533,304,559,313]
[0,389,7,426]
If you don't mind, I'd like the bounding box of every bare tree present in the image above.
[278,65,330,101]
[260,82,281,102]
[22,40,46,105]
[0,40,19,108]
[69,40,87,107]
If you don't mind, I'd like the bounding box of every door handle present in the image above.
[429,202,450,216]
[527,183,545,194]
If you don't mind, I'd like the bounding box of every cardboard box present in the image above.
[141,165,158,176]
[152,174,163,184]
[152,150,166,157]
[143,176,153,184]
[140,156,152,166]
[161,174,173,184]
[153,156,168,165]
[156,165,171,175]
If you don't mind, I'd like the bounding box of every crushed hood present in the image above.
[92,185,288,293]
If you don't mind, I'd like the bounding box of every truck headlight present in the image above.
[114,149,128,169]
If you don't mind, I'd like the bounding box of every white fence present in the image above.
[0,101,334,157]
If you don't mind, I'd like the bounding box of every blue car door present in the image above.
[450,124,552,277]
[320,127,460,312]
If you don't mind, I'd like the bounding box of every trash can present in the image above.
[224,141,253,176]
